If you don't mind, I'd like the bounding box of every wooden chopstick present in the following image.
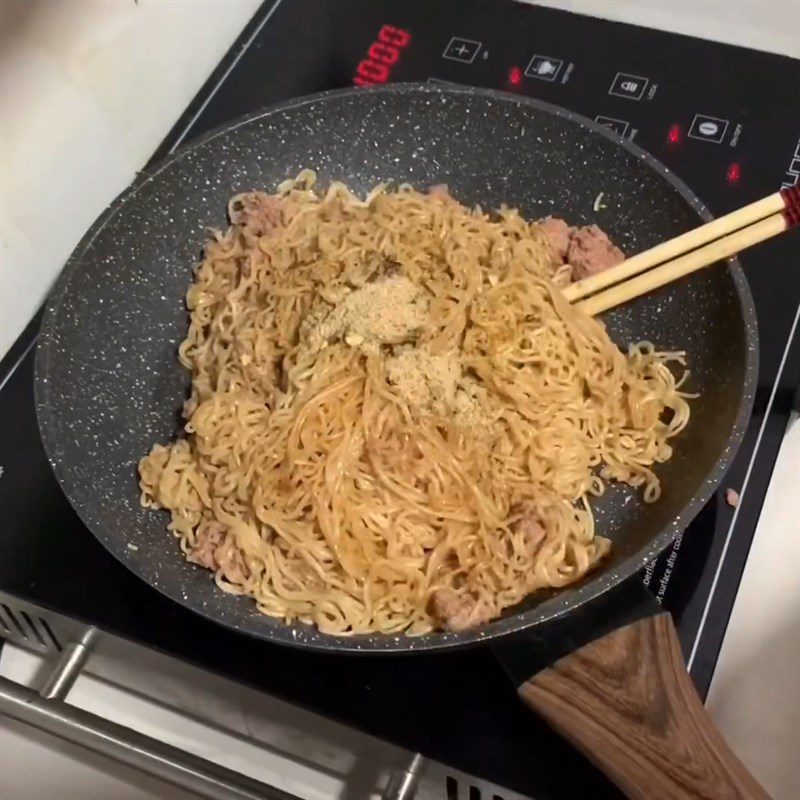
[575,211,791,317]
[563,191,789,304]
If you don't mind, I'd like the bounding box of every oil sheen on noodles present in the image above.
[139,171,692,636]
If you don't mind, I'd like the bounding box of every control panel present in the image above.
[340,2,800,211]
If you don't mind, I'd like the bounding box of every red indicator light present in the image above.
[726,162,742,184]
[378,24,410,47]
[508,66,523,87]
[369,42,400,65]
[352,25,411,87]
[355,59,390,84]
[667,124,682,145]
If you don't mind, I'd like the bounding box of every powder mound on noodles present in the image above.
[139,171,692,635]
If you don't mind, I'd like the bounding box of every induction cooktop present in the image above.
[1,3,798,798]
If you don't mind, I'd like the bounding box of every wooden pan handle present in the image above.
[517,612,769,800]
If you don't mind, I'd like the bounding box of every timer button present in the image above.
[442,37,482,64]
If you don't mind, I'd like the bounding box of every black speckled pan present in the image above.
[35,84,757,654]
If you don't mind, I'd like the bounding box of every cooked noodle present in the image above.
[139,171,692,635]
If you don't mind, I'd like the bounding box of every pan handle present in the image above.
[499,581,768,800]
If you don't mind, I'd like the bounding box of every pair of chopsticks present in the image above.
[564,186,800,316]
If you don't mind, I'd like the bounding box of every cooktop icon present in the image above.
[595,116,630,137]
[525,55,563,81]
[442,37,482,64]
[688,114,730,144]
[609,72,649,100]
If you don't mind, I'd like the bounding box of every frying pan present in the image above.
[35,84,764,798]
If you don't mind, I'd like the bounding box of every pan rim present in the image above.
[35,82,759,653]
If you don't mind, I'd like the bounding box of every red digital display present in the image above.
[667,124,682,145]
[726,162,742,184]
[508,66,523,87]
[353,25,411,87]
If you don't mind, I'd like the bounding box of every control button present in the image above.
[688,114,729,144]
[595,116,629,136]
[782,174,798,188]
[788,158,800,176]
[442,37,482,64]
[525,55,563,81]
[609,72,648,100]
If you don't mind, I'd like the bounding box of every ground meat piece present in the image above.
[725,488,740,508]
[539,217,572,265]
[215,537,251,584]
[511,502,547,552]
[187,522,250,584]
[228,192,284,236]
[568,224,624,279]
[429,588,495,632]
[187,522,225,569]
